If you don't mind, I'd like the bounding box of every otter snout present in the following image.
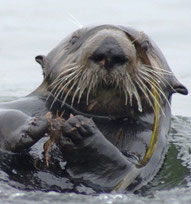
[90,36,127,71]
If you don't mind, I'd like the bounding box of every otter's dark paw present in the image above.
[58,115,104,164]
[61,115,96,144]
[27,116,48,140]
[15,116,48,151]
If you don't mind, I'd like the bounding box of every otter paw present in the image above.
[61,115,96,144]
[28,116,48,137]
[16,116,48,151]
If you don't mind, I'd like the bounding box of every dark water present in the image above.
[1,0,191,203]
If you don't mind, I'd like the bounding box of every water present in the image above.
[0,0,191,203]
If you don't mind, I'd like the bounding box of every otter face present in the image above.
[41,25,187,116]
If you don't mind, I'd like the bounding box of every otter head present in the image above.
[36,25,188,116]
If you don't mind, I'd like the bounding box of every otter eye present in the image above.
[70,36,79,45]
[141,41,149,52]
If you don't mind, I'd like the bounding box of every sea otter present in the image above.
[0,25,188,193]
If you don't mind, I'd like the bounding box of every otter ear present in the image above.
[35,55,47,77]
[35,55,46,67]
[171,75,188,95]
[173,82,188,95]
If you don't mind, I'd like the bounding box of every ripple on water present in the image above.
[171,116,191,170]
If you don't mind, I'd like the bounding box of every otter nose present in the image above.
[90,37,127,71]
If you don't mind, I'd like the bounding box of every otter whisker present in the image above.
[145,85,165,116]
[86,75,94,105]
[139,68,162,86]
[49,64,78,88]
[144,68,172,77]
[49,75,70,95]
[72,87,81,104]
[139,69,168,98]
[66,11,83,28]
[50,77,63,87]
[122,86,129,105]
[59,66,84,97]
[77,73,90,104]
[86,71,98,105]
[69,66,88,105]
[141,65,172,88]
[92,74,99,95]
[78,66,98,104]
[142,64,173,80]
[61,78,80,107]
[115,77,120,89]
[71,77,84,105]
[123,73,142,111]
[52,71,79,102]
[140,73,171,108]
[71,87,80,105]
[70,67,86,105]
[53,63,78,79]
[123,74,133,106]
[131,83,142,112]
[111,72,120,89]
[142,83,163,114]
[141,66,167,79]
[138,70,165,104]
[46,72,75,106]
[46,77,64,103]
[139,69,164,88]
[49,82,66,109]
[143,64,173,74]
[69,66,88,104]
[141,68,167,88]
[143,56,177,92]
[54,67,79,85]
[142,65,176,93]
[122,76,133,106]
[49,70,81,109]
[59,73,81,100]
[48,64,79,98]
[137,75,165,115]
[135,76,154,110]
